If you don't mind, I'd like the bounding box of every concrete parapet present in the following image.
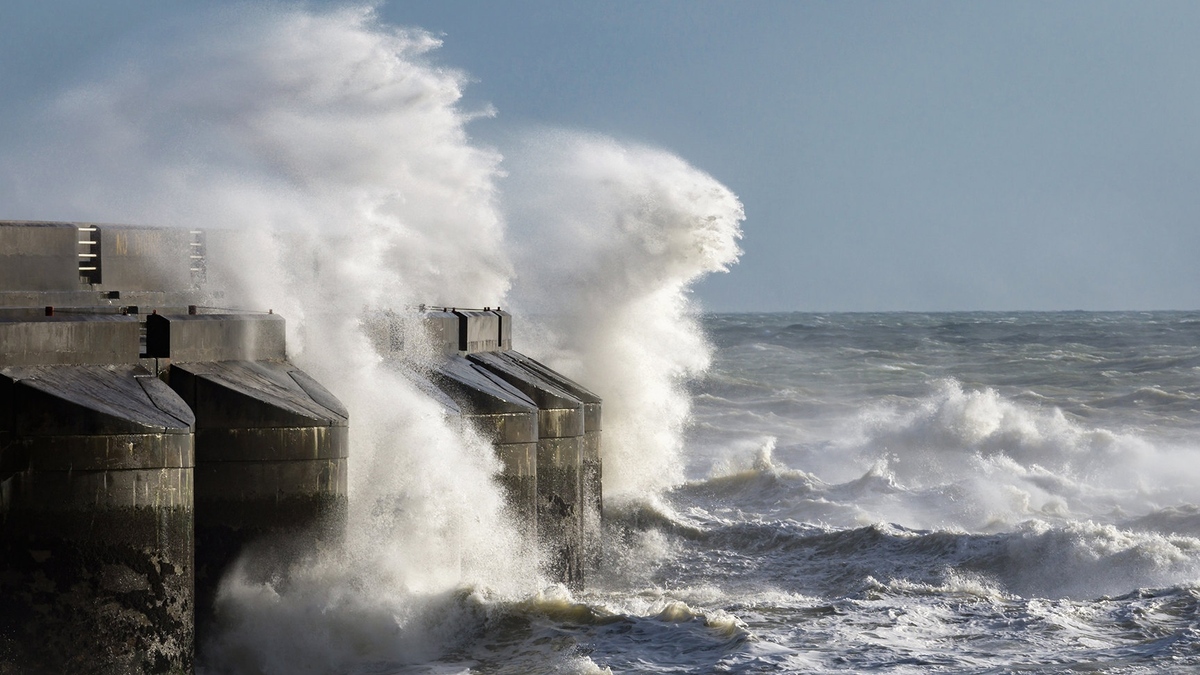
[0,315,140,366]
[162,358,348,633]
[0,364,195,674]
[421,307,512,355]
[423,309,460,355]
[433,355,539,534]
[97,225,200,291]
[453,309,500,353]
[146,312,286,362]
[468,351,586,586]
[501,351,603,573]
[0,222,79,292]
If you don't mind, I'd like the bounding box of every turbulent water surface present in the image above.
[223,311,1198,675]
[542,311,1200,674]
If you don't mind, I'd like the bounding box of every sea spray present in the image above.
[503,131,745,500]
[0,5,539,671]
[0,2,756,670]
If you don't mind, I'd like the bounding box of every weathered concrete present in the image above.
[0,315,141,366]
[0,221,80,292]
[0,364,195,674]
[146,312,285,363]
[453,309,501,353]
[97,225,199,292]
[501,351,603,573]
[423,309,461,354]
[162,356,348,633]
[494,308,513,351]
[433,355,539,534]
[468,351,586,586]
[422,307,511,355]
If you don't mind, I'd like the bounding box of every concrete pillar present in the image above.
[0,364,195,674]
[501,351,603,573]
[468,351,586,587]
[148,314,348,635]
[433,355,539,535]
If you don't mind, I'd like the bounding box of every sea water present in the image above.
[211,313,1200,674]
[332,311,1196,674]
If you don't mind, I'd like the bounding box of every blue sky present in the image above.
[3,1,1199,311]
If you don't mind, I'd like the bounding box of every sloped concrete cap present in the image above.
[468,351,583,412]
[0,364,194,474]
[167,360,348,431]
[434,354,538,415]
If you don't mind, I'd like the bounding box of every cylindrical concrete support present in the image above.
[0,364,195,674]
[503,351,604,574]
[163,359,348,634]
[468,351,587,587]
[433,356,540,537]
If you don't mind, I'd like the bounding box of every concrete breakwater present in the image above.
[0,221,602,674]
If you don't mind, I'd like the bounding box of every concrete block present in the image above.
[0,362,195,674]
[0,316,141,366]
[146,312,286,362]
[423,309,460,354]
[98,225,196,291]
[0,222,79,291]
[493,309,512,351]
[454,310,500,353]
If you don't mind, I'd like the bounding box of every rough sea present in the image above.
[417,311,1200,674]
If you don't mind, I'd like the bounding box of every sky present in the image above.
[2,1,1199,312]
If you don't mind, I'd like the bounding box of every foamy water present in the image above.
[3,3,1198,673]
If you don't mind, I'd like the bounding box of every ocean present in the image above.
[201,311,1200,674]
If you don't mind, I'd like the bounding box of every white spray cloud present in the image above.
[0,4,747,669]
[503,131,744,499]
[1,5,536,670]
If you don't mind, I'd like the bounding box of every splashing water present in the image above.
[0,4,744,672]
[503,131,744,500]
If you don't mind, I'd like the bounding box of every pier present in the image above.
[0,221,601,673]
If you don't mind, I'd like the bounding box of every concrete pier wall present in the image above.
[0,364,196,674]
[0,222,79,291]
[501,351,603,574]
[468,351,587,587]
[148,314,348,631]
[1,221,606,670]
[433,355,539,533]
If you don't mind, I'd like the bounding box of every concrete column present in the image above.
[163,359,348,633]
[0,364,195,674]
[468,352,586,587]
[433,355,539,537]
[148,314,348,636]
[501,351,603,574]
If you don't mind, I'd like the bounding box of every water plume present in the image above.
[503,131,744,500]
[0,4,538,670]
